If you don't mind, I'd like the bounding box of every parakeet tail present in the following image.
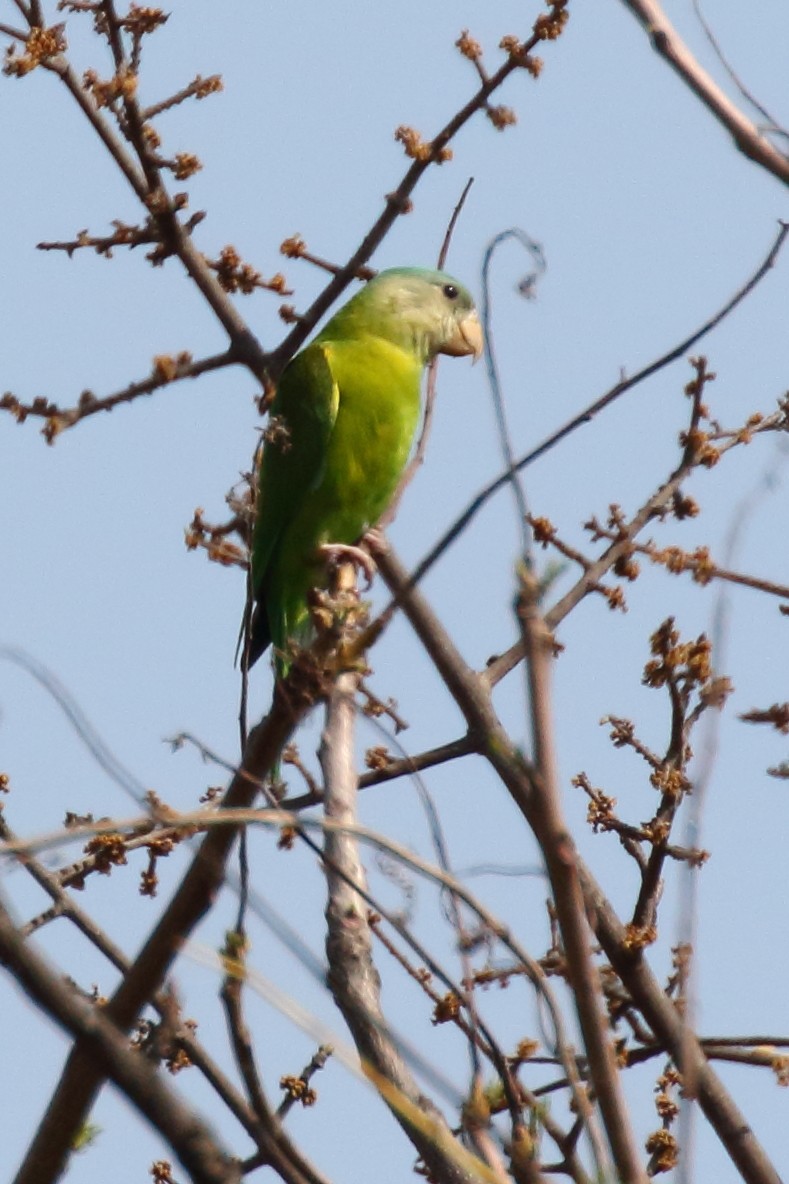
[246,603,271,668]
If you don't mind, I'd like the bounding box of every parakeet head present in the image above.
[323,267,483,365]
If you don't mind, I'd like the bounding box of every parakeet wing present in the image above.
[248,343,339,657]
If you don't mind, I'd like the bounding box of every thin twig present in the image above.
[485,395,787,687]
[690,0,788,140]
[0,814,264,1141]
[220,967,330,1184]
[141,73,223,120]
[267,28,560,375]
[579,866,782,1184]
[371,546,622,1159]
[1,350,233,440]
[676,438,789,1183]
[438,177,475,271]
[281,734,475,810]
[1,806,569,1107]
[0,646,149,805]
[276,1045,333,1120]
[33,45,269,376]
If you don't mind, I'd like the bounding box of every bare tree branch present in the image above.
[374,543,781,1184]
[579,868,783,1184]
[517,567,640,1182]
[0,897,241,1184]
[12,683,309,1184]
[320,669,494,1184]
[1,349,234,440]
[618,0,789,186]
[221,963,333,1184]
[4,5,787,1181]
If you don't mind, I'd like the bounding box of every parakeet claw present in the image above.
[318,542,377,588]
[361,527,388,557]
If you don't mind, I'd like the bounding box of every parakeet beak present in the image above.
[441,310,484,361]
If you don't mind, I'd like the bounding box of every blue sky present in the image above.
[2,2,789,1180]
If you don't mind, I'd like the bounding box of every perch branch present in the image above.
[320,670,493,1184]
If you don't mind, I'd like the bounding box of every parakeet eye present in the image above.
[442,284,459,300]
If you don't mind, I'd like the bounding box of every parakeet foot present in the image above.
[318,542,377,588]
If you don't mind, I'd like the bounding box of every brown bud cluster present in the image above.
[365,745,392,771]
[83,64,138,107]
[642,618,712,691]
[279,1075,317,1107]
[119,6,169,36]
[433,991,462,1024]
[622,923,657,951]
[534,0,570,42]
[645,1128,678,1174]
[394,125,453,164]
[280,234,307,259]
[84,832,128,874]
[153,352,193,383]
[500,36,543,76]
[208,247,291,296]
[4,24,66,76]
[486,104,517,131]
[173,152,201,179]
[455,29,483,61]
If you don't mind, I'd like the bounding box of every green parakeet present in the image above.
[247,267,482,669]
